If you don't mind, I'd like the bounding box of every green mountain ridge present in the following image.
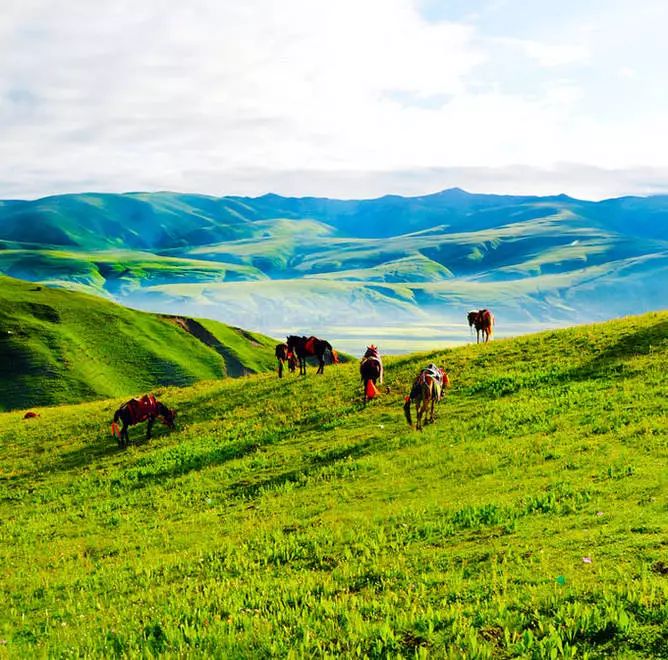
[0,275,278,411]
[0,189,666,348]
[1,311,666,656]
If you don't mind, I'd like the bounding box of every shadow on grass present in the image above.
[465,319,668,398]
[570,319,668,380]
[229,438,375,500]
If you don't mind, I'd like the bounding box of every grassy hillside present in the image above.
[0,276,277,411]
[0,312,666,657]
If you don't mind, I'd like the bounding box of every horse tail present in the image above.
[403,395,412,426]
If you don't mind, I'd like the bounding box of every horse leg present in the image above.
[146,416,154,440]
[121,423,129,448]
[317,351,325,374]
[278,358,284,378]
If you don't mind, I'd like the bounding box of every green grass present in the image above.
[0,248,266,298]
[0,275,277,411]
[0,312,666,657]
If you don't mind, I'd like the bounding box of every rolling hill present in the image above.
[0,275,278,411]
[0,312,666,656]
[1,189,667,350]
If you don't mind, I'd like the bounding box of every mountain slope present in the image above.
[0,312,666,656]
[0,275,277,411]
[1,189,667,348]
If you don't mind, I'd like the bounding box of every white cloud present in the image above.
[0,0,667,199]
[496,37,590,67]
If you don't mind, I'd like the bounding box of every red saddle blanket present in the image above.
[304,337,316,354]
[125,394,158,424]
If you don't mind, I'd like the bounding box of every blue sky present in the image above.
[1,0,667,200]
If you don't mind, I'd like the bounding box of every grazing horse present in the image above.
[467,309,495,343]
[286,335,339,375]
[403,364,450,430]
[275,342,298,378]
[360,345,383,404]
[111,393,176,448]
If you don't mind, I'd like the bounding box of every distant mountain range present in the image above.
[1,188,667,351]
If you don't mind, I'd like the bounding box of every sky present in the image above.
[1,0,668,200]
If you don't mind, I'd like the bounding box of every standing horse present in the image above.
[111,393,176,448]
[286,335,339,375]
[403,364,450,430]
[275,343,298,378]
[467,309,495,343]
[360,345,383,405]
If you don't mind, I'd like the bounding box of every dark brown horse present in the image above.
[360,345,383,405]
[467,309,495,343]
[403,364,450,430]
[286,335,339,375]
[275,343,298,378]
[111,393,176,448]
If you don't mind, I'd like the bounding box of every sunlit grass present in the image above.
[0,312,666,657]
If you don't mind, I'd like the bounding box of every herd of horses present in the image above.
[111,309,495,444]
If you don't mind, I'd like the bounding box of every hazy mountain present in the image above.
[1,188,666,351]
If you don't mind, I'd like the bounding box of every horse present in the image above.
[403,364,450,430]
[275,342,298,378]
[111,393,176,448]
[360,345,383,405]
[286,335,339,375]
[467,309,495,343]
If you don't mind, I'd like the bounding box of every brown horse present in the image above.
[467,309,495,343]
[275,343,298,378]
[403,364,450,430]
[286,335,339,375]
[111,393,176,448]
[360,345,383,405]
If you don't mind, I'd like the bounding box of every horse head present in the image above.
[467,311,479,327]
[441,369,451,388]
[159,403,177,429]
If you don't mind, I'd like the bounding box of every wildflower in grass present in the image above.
[582,556,592,564]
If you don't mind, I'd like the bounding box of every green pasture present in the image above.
[0,311,666,657]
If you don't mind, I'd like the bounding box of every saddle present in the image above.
[125,394,158,424]
[418,364,444,400]
[303,336,316,354]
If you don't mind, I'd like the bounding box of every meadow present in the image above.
[0,311,666,657]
